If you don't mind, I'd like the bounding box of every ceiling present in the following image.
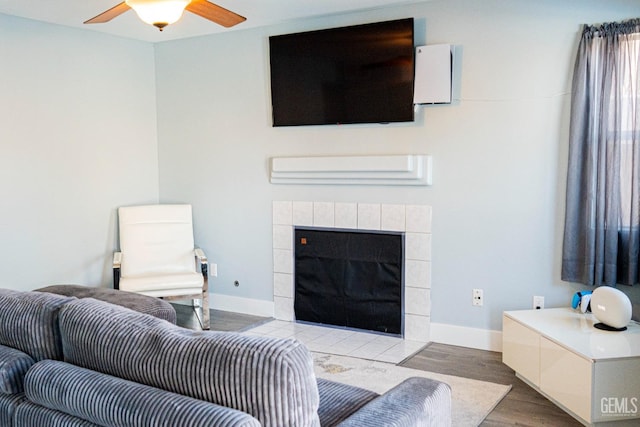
[0,0,421,43]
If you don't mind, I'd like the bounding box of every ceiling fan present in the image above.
[85,0,246,31]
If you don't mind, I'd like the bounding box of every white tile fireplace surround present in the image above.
[272,201,432,343]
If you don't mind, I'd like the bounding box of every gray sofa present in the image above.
[0,288,452,426]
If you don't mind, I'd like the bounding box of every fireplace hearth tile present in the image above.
[273,249,293,274]
[246,321,280,335]
[273,201,292,225]
[405,260,431,287]
[405,233,431,261]
[334,203,357,229]
[293,201,313,226]
[348,341,396,359]
[273,273,293,298]
[377,340,427,363]
[274,296,294,321]
[273,225,293,250]
[357,203,381,230]
[313,202,335,227]
[405,287,430,316]
[406,204,432,233]
[381,204,406,231]
[405,314,430,342]
[308,333,347,347]
[331,340,369,355]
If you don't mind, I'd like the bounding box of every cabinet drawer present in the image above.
[593,358,640,422]
[502,316,540,386]
[540,337,592,422]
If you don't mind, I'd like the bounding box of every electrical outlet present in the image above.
[472,289,483,306]
[533,296,545,310]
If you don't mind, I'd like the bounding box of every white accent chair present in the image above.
[113,204,210,329]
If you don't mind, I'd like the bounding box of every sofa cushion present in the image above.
[0,344,35,394]
[24,360,260,427]
[59,298,320,427]
[0,393,26,426]
[0,288,74,361]
[316,378,378,426]
[14,402,99,427]
[338,377,452,426]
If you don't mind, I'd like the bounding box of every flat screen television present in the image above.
[269,18,415,127]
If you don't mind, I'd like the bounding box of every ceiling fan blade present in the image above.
[186,0,246,28]
[84,2,131,24]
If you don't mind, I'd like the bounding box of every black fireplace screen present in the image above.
[294,228,403,335]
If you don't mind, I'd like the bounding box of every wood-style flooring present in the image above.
[401,342,581,426]
[174,305,582,426]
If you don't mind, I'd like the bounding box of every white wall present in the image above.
[0,14,159,290]
[155,0,640,333]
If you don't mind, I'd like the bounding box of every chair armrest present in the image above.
[194,248,207,264]
[338,377,452,427]
[194,248,209,279]
[113,251,122,268]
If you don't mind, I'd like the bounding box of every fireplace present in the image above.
[273,201,432,343]
[294,227,404,336]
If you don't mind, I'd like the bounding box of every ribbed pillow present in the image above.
[59,298,320,427]
[0,344,35,394]
[0,289,74,361]
[24,360,260,427]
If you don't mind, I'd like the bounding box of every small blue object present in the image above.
[572,290,592,310]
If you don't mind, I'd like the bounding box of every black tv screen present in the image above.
[269,18,415,127]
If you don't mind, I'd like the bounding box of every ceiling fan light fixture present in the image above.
[125,0,191,30]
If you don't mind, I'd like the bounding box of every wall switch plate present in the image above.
[473,288,483,306]
[209,263,218,277]
[533,296,544,310]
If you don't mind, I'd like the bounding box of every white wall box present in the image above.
[413,44,452,104]
[503,308,640,426]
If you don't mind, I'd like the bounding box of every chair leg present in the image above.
[201,291,210,330]
[190,297,210,330]
[113,268,120,290]
[199,266,210,330]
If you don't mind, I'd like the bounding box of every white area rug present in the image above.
[313,353,511,427]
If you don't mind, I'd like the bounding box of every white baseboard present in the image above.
[430,322,502,352]
[211,293,274,318]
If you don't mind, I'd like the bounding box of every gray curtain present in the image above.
[562,19,640,286]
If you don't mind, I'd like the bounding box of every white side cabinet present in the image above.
[503,308,640,426]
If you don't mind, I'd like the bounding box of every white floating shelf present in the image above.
[270,155,432,186]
